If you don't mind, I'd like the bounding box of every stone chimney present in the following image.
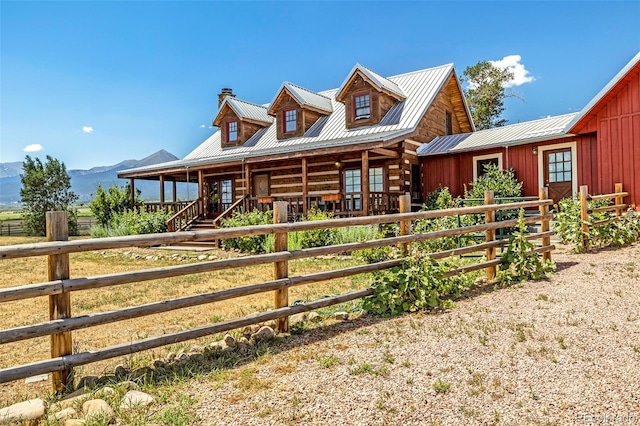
[218,88,235,108]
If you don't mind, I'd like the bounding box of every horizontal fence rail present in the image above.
[0,191,555,390]
[579,183,629,250]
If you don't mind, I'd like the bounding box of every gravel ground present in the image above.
[184,243,640,426]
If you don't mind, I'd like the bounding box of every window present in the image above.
[547,150,572,183]
[369,167,384,192]
[472,153,503,179]
[344,169,362,210]
[411,164,421,201]
[227,121,238,142]
[284,109,297,133]
[445,111,453,135]
[354,94,371,119]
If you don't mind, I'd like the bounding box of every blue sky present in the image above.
[1,1,639,169]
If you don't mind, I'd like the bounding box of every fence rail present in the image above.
[0,191,554,391]
[579,183,628,250]
[0,217,96,237]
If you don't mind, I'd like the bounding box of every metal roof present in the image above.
[213,97,274,126]
[418,113,579,156]
[121,63,455,176]
[336,63,407,101]
[566,51,640,133]
[269,82,333,114]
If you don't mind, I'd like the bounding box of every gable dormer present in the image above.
[267,82,333,140]
[212,97,273,148]
[335,63,406,129]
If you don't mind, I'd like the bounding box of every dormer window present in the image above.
[354,93,371,120]
[227,121,238,143]
[284,109,297,133]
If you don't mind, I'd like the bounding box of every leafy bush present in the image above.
[298,208,335,248]
[333,225,379,245]
[90,183,143,227]
[362,251,475,316]
[553,197,640,252]
[464,164,523,201]
[413,187,468,252]
[220,209,273,253]
[497,209,555,285]
[90,210,170,237]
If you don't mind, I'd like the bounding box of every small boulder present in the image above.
[63,420,85,426]
[289,313,307,325]
[118,380,140,391]
[207,342,221,352]
[82,399,114,421]
[166,352,177,361]
[114,364,128,378]
[178,352,189,361]
[95,387,116,399]
[189,345,204,353]
[0,398,46,425]
[188,352,204,363]
[120,390,154,410]
[308,312,322,323]
[49,407,77,423]
[76,375,99,390]
[223,334,236,348]
[251,326,275,342]
[333,311,349,321]
[197,254,207,261]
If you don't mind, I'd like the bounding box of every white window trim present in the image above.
[537,141,578,195]
[472,153,503,180]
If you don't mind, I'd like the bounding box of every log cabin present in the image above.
[118,63,475,230]
[418,51,640,210]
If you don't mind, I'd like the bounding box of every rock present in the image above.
[223,334,236,348]
[0,398,46,425]
[54,389,89,410]
[48,407,77,423]
[189,345,204,353]
[207,255,216,260]
[188,352,204,363]
[251,326,275,342]
[132,366,152,380]
[145,255,153,260]
[120,390,154,410]
[63,420,85,426]
[207,342,221,352]
[166,352,177,361]
[118,380,140,391]
[178,352,189,361]
[308,312,322,323]
[263,320,277,329]
[76,375,99,390]
[219,340,233,352]
[82,399,114,421]
[333,311,349,321]
[289,313,307,325]
[95,387,116,398]
[114,364,128,377]
[197,254,207,260]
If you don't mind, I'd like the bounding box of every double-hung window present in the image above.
[227,121,238,143]
[369,167,383,192]
[284,109,297,133]
[354,94,370,120]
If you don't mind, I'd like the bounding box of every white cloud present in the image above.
[490,55,535,88]
[199,124,206,128]
[82,126,94,133]
[23,144,44,152]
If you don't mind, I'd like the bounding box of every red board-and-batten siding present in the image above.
[571,65,640,210]
[422,135,599,199]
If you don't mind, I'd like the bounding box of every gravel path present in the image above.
[184,243,640,426]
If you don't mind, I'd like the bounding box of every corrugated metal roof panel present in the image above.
[121,63,455,175]
[277,82,333,113]
[219,97,273,125]
[418,113,579,156]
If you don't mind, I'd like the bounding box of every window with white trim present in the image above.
[354,94,371,119]
[472,153,503,179]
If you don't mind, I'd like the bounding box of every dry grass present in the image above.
[0,236,365,403]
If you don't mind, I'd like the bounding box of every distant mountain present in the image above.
[0,150,180,205]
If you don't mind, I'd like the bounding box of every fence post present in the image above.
[614,183,623,217]
[539,187,551,262]
[399,193,411,256]
[273,201,289,333]
[579,185,590,251]
[47,211,72,392]
[484,191,496,281]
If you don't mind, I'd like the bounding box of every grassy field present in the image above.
[0,207,93,221]
[0,236,368,405]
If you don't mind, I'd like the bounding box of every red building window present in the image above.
[354,94,371,119]
[227,121,238,142]
[284,109,297,133]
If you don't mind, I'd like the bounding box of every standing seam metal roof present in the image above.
[269,82,333,114]
[119,63,455,175]
[336,63,407,101]
[417,113,579,156]
[214,97,274,125]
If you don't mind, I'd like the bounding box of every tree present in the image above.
[20,155,79,236]
[461,61,519,130]
[90,183,142,227]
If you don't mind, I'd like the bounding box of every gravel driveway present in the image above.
[184,243,640,426]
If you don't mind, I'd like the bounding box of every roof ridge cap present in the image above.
[284,81,333,101]
[229,97,269,109]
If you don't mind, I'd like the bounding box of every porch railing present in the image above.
[145,201,192,214]
[166,198,203,232]
[212,195,249,227]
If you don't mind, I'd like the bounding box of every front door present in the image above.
[207,178,233,218]
[543,148,573,204]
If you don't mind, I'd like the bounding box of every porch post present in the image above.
[245,163,251,212]
[198,169,205,215]
[172,180,177,203]
[159,174,165,209]
[302,158,308,215]
[129,178,135,210]
[362,151,369,215]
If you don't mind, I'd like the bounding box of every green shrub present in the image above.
[464,164,523,201]
[333,225,380,245]
[220,209,273,253]
[298,208,335,248]
[553,197,640,252]
[414,187,468,252]
[89,210,169,237]
[90,183,143,227]
[362,251,475,316]
[497,209,555,285]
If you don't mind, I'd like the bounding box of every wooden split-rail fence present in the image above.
[0,191,555,392]
[579,183,630,251]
